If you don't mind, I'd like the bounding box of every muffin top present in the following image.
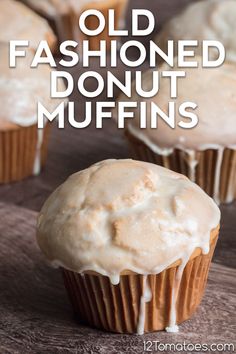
[155,0,236,63]
[37,159,220,283]
[126,60,236,151]
[0,0,56,51]
[0,43,66,130]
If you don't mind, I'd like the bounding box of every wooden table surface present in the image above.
[0,203,235,354]
[0,1,235,353]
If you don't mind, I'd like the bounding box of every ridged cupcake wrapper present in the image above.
[127,132,236,204]
[0,124,50,183]
[62,237,217,334]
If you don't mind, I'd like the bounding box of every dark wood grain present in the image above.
[0,203,235,354]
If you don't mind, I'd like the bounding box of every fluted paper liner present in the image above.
[126,131,236,204]
[0,124,50,183]
[62,231,218,334]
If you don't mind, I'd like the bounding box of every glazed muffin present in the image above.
[0,43,66,183]
[154,0,236,63]
[123,59,236,204]
[0,0,56,53]
[21,0,128,50]
[37,159,220,334]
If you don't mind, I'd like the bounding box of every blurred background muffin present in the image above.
[20,0,128,51]
[154,0,236,64]
[123,59,236,204]
[0,43,66,183]
[0,0,57,52]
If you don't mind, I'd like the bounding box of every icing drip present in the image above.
[137,275,152,335]
[185,150,198,183]
[213,147,224,205]
[167,285,179,333]
[165,249,192,333]
[109,274,120,286]
[33,128,44,175]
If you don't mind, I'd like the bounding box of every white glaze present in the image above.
[37,159,220,276]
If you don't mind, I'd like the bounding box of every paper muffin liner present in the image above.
[126,132,236,204]
[62,233,218,334]
[0,124,50,183]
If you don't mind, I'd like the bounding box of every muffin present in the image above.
[37,159,220,334]
[0,43,66,183]
[123,59,236,204]
[154,0,236,63]
[21,0,128,50]
[0,0,56,53]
